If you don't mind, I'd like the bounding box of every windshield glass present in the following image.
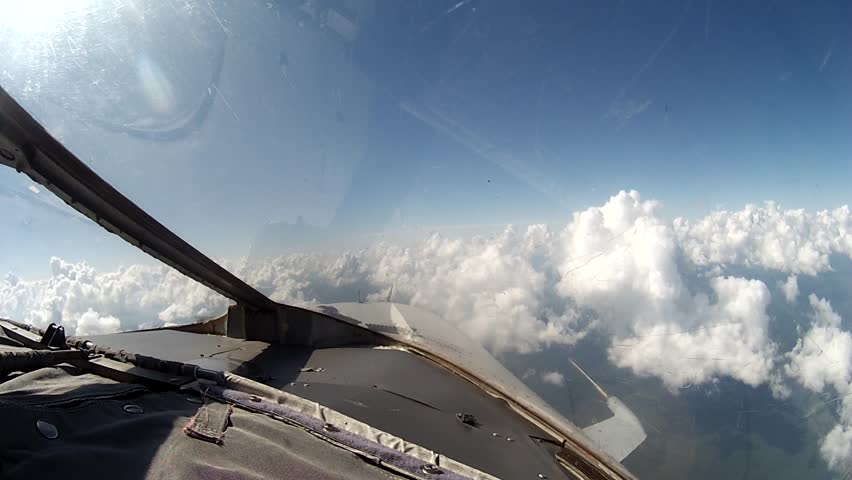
[1,1,851,478]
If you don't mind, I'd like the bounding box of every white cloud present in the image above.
[76,308,121,336]
[779,274,799,303]
[8,191,845,386]
[237,190,778,383]
[822,423,852,472]
[0,191,784,384]
[4,272,19,287]
[305,226,593,354]
[786,295,852,473]
[786,295,852,394]
[1,229,594,355]
[552,191,777,390]
[541,370,566,387]
[608,276,776,390]
[675,203,852,275]
[0,257,229,336]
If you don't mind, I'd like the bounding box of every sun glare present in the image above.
[1,0,95,36]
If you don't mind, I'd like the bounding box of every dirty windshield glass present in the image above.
[1,1,851,478]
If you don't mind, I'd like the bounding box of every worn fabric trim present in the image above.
[206,385,468,480]
[222,373,436,462]
[184,402,232,444]
[207,374,498,480]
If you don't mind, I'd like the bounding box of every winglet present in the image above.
[571,359,647,462]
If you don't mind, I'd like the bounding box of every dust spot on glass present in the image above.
[333,87,344,123]
[279,51,289,80]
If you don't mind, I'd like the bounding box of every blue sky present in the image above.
[0,0,850,276]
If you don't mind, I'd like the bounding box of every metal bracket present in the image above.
[39,323,67,349]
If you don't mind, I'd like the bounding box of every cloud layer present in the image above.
[1,257,229,336]
[541,370,567,387]
[786,295,852,470]
[3,190,852,472]
[674,203,852,275]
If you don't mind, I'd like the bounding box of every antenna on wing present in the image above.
[570,359,609,399]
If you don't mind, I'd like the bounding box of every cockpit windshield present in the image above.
[1,1,851,478]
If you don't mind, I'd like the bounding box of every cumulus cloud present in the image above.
[237,226,595,354]
[233,191,786,392]
[361,227,596,354]
[779,274,799,303]
[6,192,849,383]
[821,424,852,473]
[786,295,852,394]
[228,191,809,374]
[0,257,229,336]
[675,203,852,275]
[786,295,852,472]
[609,276,776,390]
[541,370,566,387]
[0,191,792,381]
[547,191,778,390]
[76,309,121,336]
